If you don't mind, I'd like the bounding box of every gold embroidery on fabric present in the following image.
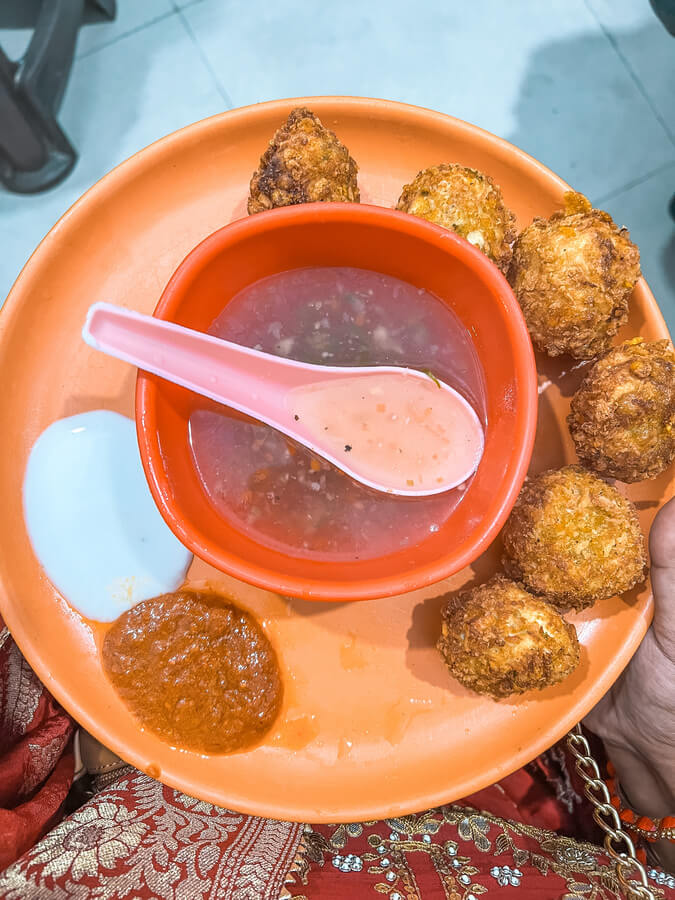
[223,817,303,900]
[92,763,135,793]
[21,737,68,796]
[283,824,331,893]
[1,641,41,741]
[0,771,303,900]
[284,805,668,900]
[441,805,657,899]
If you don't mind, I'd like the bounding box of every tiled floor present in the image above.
[1,0,674,330]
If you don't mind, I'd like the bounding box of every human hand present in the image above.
[585,497,675,869]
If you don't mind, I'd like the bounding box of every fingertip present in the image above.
[649,497,675,569]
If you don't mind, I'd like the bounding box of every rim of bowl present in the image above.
[136,202,538,600]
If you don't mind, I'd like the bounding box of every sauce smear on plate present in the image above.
[189,266,486,559]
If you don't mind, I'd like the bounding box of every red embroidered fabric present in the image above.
[1,619,673,899]
[0,624,74,871]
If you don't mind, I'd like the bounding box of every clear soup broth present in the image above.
[188,267,487,561]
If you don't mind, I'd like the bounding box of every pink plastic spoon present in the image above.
[83,302,484,497]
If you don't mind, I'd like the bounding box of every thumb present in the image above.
[649,495,675,661]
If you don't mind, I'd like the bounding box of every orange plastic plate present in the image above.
[0,97,671,822]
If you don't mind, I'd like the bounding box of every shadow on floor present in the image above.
[507,19,675,319]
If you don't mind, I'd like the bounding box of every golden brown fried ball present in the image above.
[396,164,516,273]
[437,575,579,698]
[508,192,641,359]
[502,466,646,610]
[568,338,675,482]
[248,107,359,214]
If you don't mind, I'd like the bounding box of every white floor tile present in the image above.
[601,164,675,335]
[0,26,30,61]
[183,0,675,198]
[586,0,675,140]
[3,0,675,327]
[0,14,227,306]
[0,0,174,62]
[77,0,174,58]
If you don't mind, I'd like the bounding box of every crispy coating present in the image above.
[437,575,579,698]
[502,466,646,610]
[568,338,675,482]
[396,164,516,273]
[508,192,641,359]
[248,107,359,214]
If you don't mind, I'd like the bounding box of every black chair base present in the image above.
[0,0,116,194]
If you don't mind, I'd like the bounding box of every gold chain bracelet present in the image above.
[566,725,656,900]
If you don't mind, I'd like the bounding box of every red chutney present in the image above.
[189,266,487,560]
[102,590,282,754]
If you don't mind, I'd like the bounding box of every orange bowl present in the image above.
[137,202,537,601]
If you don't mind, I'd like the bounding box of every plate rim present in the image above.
[0,96,671,822]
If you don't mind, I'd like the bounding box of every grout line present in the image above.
[171,0,208,9]
[593,159,675,205]
[583,0,675,148]
[174,6,234,108]
[76,9,178,60]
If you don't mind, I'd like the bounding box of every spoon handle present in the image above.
[82,302,296,422]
